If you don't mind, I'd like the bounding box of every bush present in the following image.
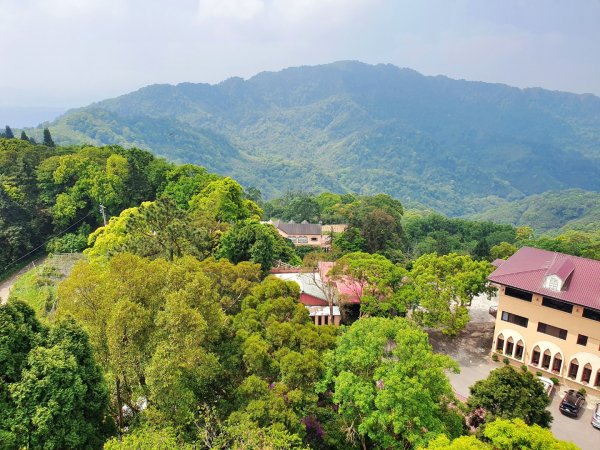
[491,353,499,362]
[46,225,90,253]
[503,357,510,365]
[578,388,586,397]
[550,377,560,386]
[536,371,542,377]
[521,365,528,372]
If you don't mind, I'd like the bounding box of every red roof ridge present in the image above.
[488,246,600,310]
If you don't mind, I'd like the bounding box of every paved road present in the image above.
[0,257,47,304]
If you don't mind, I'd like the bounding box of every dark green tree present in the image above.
[43,127,55,147]
[217,220,300,272]
[467,366,552,427]
[1,302,110,449]
[4,125,14,139]
[20,131,29,141]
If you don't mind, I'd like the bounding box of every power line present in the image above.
[1,210,95,273]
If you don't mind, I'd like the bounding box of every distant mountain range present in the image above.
[28,61,600,216]
[469,189,600,235]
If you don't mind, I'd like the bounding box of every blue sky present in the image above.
[0,0,599,108]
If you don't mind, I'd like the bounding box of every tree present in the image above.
[4,125,14,139]
[490,241,517,260]
[467,366,552,427]
[329,252,407,318]
[217,220,300,272]
[43,127,55,147]
[322,317,461,449]
[482,418,578,449]
[0,302,110,449]
[422,418,578,449]
[20,131,29,141]
[409,253,494,335]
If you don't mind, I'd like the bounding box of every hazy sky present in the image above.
[1,0,599,108]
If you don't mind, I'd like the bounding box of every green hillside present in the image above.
[468,189,600,234]
[28,61,600,216]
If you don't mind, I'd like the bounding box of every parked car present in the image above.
[592,403,600,430]
[537,376,554,396]
[559,390,585,417]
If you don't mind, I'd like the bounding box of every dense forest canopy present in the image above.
[0,136,587,449]
[26,61,600,216]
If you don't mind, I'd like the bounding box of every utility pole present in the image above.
[99,204,107,226]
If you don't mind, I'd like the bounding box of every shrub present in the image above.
[536,371,542,377]
[550,377,560,386]
[578,388,586,397]
[521,365,528,372]
[503,357,510,365]
[491,353,499,362]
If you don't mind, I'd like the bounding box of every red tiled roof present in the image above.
[318,261,362,304]
[488,246,600,310]
[491,259,505,268]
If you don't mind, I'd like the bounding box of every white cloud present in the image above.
[197,0,265,21]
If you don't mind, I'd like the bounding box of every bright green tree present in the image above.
[409,253,494,335]
[322,317,461,449]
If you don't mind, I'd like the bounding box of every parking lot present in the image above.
[428,294,598,450]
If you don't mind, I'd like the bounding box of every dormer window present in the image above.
[544,275,562,291]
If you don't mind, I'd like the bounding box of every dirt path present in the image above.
[0,256,48,305]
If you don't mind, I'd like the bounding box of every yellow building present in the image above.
[489,247,600,391]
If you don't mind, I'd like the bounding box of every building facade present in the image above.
[489,247,600,392]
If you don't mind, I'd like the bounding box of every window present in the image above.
[541,351,551,370]
[542,297,573,314]
[583,308,600,322]
[577,334,588,346]
[496,337,504,352]
[547,276,560,291]
[501,311,529,328]
[505,339,514,356]
[582,365,592,383]
[537,322,567,340]
[310,237,318,242]
[595,371,600,388]
[568,361,579,379]
[552,356,562,372]
[514,341,524,360]
[531,348,540,365]
[504,287,533,302]
[297,236,308,244]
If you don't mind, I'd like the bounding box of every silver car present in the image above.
[592,403,600,430]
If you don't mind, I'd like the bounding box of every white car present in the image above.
[537,376,554,396]
[592,403,600,430]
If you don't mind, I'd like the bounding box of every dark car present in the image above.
[559,390,585,417]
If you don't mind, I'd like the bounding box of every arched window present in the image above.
[582,363,592,384]
[506,337,515,357]
[595,370,600,388]
[531,346,541,365]
[496,334,505,352]
[542,349,552,370]
[552,353,562,373]
[568,359,579,379]
[515,340,524,360]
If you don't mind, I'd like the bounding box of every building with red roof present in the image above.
[489,247,600,391]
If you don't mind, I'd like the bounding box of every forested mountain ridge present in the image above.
[469,189,600,234]
[30,61,600,216]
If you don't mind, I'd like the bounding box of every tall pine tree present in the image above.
[20,131,29,141]
[5,125,14,139]
[43,127,55,147]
